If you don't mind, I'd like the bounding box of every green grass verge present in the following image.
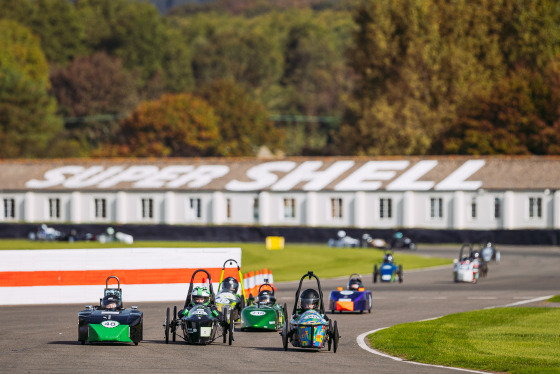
[548,295,560,303]
[369,307,560,374]
[0,239,451,282]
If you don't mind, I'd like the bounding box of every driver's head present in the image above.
[300,288,319,310]
[191,286,210,305]
[102,294,121,310]
[221,277,239,293]
[348,278,362,290]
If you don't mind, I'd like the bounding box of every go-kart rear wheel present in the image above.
[222,308,229,343]
[333,320,339,353]
[172,306,177,341]
[281,319,289,351]
[328,320,333,351]
[368,294,372,314]
[373,265,378,283]
[164,307,170,344]
[398,265,403,283]
[283,303,288,325]
[228,311,234,345]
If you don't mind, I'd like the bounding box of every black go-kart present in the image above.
[78,276,143,345]
[163,269,234,345]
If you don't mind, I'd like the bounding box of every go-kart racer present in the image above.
[178,286,221,319]
[383,253,394,263]
[348,277,363,290]
[257,290,276,305]
[220,277,239,293]
[300,289,320,311]
[101,293,122,310]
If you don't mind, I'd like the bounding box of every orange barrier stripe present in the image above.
[0,268,223,287]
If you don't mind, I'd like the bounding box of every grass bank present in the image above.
[369,307,560,374]
[0,239,451,282]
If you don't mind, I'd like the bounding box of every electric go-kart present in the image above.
[479,241,501,264]
[280,271,340,352]
[373,250,403,283]
[215,259,246,322]
[78,276,143,345]
[453,244,481,283]
[328,273,372,314]
[241,281,287,331]
[390,231,417,250]
[163,269,234,345]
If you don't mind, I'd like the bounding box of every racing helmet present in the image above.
[191,286,210,305]
[300,288,320,310]
[471,251,480,260]
[384,254,394,263]
[221,276,239,293]
[258,292,276,305]
[348,277,362,290]
[102,294,122,310]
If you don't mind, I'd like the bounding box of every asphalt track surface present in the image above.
[1,245,558,373]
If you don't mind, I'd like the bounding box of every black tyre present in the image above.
[398,265,403,283]
[228,311,234,345]
[368,294,372,313]
[333,320,339,353]
[282,303,288,326]
[164,307,170,344]
[281,317,289,351]
[79,340,85,345]
[328,320,333,351]
[222,309,228,344]
[172,306,177,341]
[373,265,378,283]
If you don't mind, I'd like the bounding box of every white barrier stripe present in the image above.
[0,247,241,271]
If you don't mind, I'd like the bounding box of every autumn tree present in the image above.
[197,79,283,156]
[96,93,221,157]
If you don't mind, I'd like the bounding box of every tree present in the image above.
[197,79,283,156]
[96,93,221,157]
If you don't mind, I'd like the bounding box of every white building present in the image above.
[1,156,559,230]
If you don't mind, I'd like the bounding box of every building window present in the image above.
[141,198,153,219]
[49,198,60,219]
[283,198,295,219]
[3,198,15,219]
[494,197,501,219]
[529,197,542,218]
[253,197,259,221]
[94,198,106,219]
[430,197,443,219]
[331,198,343,219]
[226,198,231,219]
[380,198,392,219]
[471,197,477,219]
[188,198,201,219]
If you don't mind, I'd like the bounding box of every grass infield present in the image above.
[368,307,560,374]
[0,239,451,282]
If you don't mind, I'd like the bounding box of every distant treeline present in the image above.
[1,0,560,158]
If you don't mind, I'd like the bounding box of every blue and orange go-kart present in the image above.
[328,273,372,314]
[280,271,340,352]
[78,276,143,345]
[163,269,234,345]
[373,250,403,283]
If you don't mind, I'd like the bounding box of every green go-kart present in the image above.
[240,282,287,331]
[215,259,246,322]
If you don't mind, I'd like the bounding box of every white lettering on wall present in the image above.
[386,160,438,191]
[64,166,124,188]
[26,166,85,188]
[226,161,296,191]
[435,160,485,190]
[335,161,409,191]
[166,165,229,188]
[271,161,355,191]
[98,166,160,188]
[134,166,194,188]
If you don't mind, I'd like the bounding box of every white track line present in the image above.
[357,295,553,373]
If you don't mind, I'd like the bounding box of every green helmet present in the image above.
[191,286,210,305]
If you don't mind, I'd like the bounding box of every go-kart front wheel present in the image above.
[373,265,378,283]
[333,320,339,353]
[398,265,403,283]
[228,310,234,345]
[328,320,333,351]
[172,306,177,341]
[281,320,289,351]
[164,307,170,344]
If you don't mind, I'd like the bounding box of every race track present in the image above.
[1,245,558,373]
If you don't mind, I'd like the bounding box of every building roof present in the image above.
[1,156,559,192]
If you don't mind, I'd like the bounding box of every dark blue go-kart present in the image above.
[373,251,403,283]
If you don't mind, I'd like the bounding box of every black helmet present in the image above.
[102,294,122,310]
[384,254,394,263]
[258,292,276,305]
[300,288,319,310]
[348,277,362,290]
[221,277,239,293]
